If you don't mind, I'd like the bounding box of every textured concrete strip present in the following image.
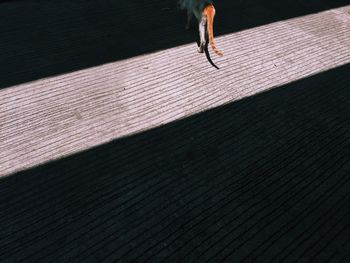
[1,6,350,176]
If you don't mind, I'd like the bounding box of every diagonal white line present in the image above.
[1,5,350,177]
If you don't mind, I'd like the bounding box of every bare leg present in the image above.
[198,16,207,53]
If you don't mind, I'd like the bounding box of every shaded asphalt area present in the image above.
[0,0,349,89]
[1,65,350,261]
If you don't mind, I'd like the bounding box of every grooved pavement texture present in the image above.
[1,0,350,262]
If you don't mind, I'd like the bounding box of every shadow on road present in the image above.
[1,63,350,262]
[0,0,349,89]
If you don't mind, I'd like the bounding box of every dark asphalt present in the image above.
[1,64,350,262]
[0,0,348,89]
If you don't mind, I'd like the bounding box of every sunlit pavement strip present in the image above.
[1,6,350,176]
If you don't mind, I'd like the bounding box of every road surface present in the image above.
[1,0,350,262]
